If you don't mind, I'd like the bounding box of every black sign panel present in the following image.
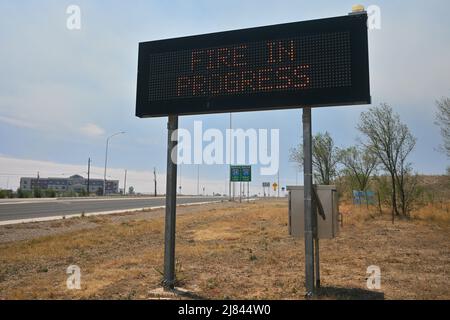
[136,14,370,118]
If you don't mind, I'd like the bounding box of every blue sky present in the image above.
[0,0,449,193]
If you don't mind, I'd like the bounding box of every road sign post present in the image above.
[262,182,270,197]
[240,181,242,203]
[303,107,315,297]
[163,115,178,290]
[231,166,251,202]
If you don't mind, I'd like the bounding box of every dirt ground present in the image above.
[0,199,448,300]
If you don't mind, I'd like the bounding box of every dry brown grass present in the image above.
[341,200,450,225]
[0,200,449,300]
[411,202,450,224]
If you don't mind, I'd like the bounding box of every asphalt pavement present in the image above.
[0,196,224,222]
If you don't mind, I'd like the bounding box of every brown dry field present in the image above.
[0,199,449,300]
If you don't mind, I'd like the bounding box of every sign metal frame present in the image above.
[136,14,370,118]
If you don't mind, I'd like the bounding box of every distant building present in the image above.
[19,175,119,195]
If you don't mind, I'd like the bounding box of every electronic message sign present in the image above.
[136,13,370,117]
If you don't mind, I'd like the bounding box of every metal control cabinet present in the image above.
[287,185,339,239]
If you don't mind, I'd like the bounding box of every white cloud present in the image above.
[0,115,37,129]
[79,123,105,137]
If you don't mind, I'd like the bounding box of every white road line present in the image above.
[0,200,58,205]
[0,200,225,226]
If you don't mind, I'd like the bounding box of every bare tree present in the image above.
[290,131,340,185]
[435,97,450,158]
[357,104,416,221]
[372,174,392,214]
[395,131,419,216]
[396,164,421,216]
[339,145,378,191]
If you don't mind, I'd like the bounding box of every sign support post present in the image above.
[163,114,178,290]
[303,107,315,297]
[247,181,250,202]
[315,237,320,288]
[240,182,242,203]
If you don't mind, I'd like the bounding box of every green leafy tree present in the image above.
[33,188,42,198]
[339,145,378,192]
[45,189,56,198]
[358,103,417,221]
[290,131,340,185]
[17,188,29,198]
[96,188,103,196]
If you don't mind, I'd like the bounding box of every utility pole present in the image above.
[123,169,127,196]
[277,170,280,198]
[178,164,182,195]
[154,167,157,197]
[103,131,125,196]
[103,139,109,196]
[87,158,91,195]
[33,171,40,198]
[197,164,200,196]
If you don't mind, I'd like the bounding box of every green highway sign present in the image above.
[230,166,241,182]
[241,166,251,182]
[230,165,252,182]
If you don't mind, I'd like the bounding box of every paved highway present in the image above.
[0,196,224,223]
